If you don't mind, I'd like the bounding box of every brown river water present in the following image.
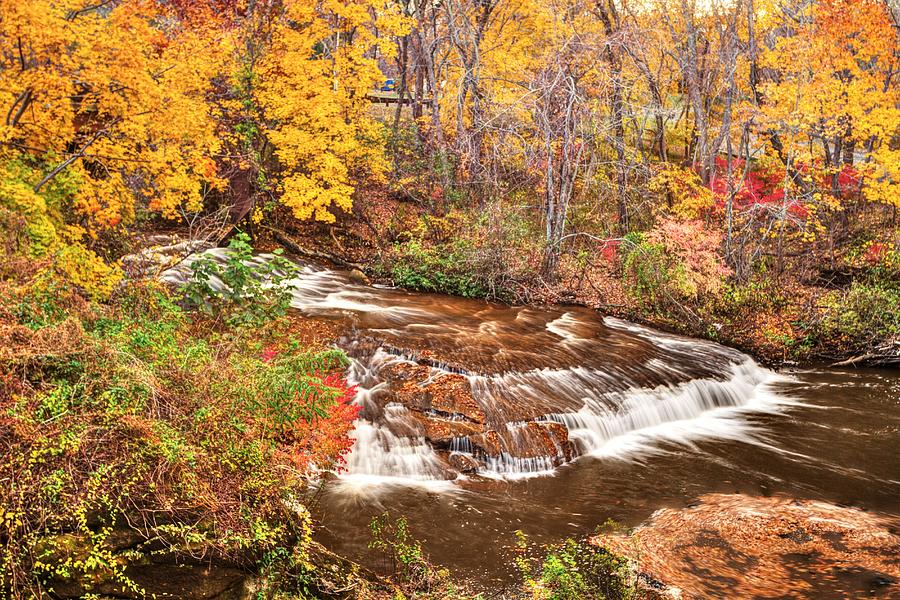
[164,252,900,597]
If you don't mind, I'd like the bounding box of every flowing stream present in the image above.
[163,251,900,595]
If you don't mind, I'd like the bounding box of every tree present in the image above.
[255,0,408,223]
[0,0,226,231]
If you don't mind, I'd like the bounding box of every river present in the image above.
[165,252,900,597]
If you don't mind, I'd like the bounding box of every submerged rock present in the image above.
[348,268,370,285]
[410,412,482,448]
[594,493,900,599]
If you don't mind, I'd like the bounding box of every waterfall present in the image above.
[341,351,449,483]
[338,343,789,482]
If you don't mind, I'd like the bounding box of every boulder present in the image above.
[383,362,485,423]
[348,268,370,285]
[448,452,481,474]
[409,412,483,448]
[468,421,574,464]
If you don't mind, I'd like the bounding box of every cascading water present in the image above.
[162,250,791,483]
[341,350,447,482]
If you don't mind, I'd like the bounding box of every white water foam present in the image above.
[340,351,449,486]
[545,312,584,344]
[343,348,794,483]
[547,360,793,462]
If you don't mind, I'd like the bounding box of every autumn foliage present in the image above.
[0,271,360,596]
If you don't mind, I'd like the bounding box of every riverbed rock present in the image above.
[593,493,900,599]
[360,343,581,474]
[348,268,370,285]
[466,421,574,464]
[383,362,484,423]
[448,452,481,474]
[469,430,504,457]
[523,420,575,462]
[409,411,482,448]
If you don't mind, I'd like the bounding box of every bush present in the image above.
[390,239,488,299]
[621,232,669,308]
[514,531,635,600]
[622,219,729,311]
[718,272,789,317]
[369,513,429,586]
[0,277,358,597]
[387,201,541,301]
[180,232,298,326]
[366,513,482,599]
[818,277,900,351]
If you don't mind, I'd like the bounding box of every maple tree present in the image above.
[255,0,409,222]
[1,0,225,227]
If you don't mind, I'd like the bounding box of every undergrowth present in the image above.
[0,254,358,597]
[514,529,636,600]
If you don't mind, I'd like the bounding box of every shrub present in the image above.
[817,277,900,351]
[366,513,481,599]
[514,531,635,600]
[648,163,715,219]
[387,201,541,301]
[390,239,488,299]
[0,277,358,597]
[845,238,900,280]
[718,273,790,317]
[620,232,669,308]
[369,513,429,586]
[622,219,730,311]
[180,232,298,326]
[52,242,123,301]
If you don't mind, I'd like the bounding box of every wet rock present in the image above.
[361,340,474,376]
[524,420,575,462]
[409,412,482,448]
[467,421,575,465]
[448,452,481,474]
[383,362,485,423]
[594,494,900,599]
[469,430,503,457]
[351,341,583,472]
[348,268,370,285]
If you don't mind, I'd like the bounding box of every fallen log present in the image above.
[267,228,365,271]
[831,340,900,368]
